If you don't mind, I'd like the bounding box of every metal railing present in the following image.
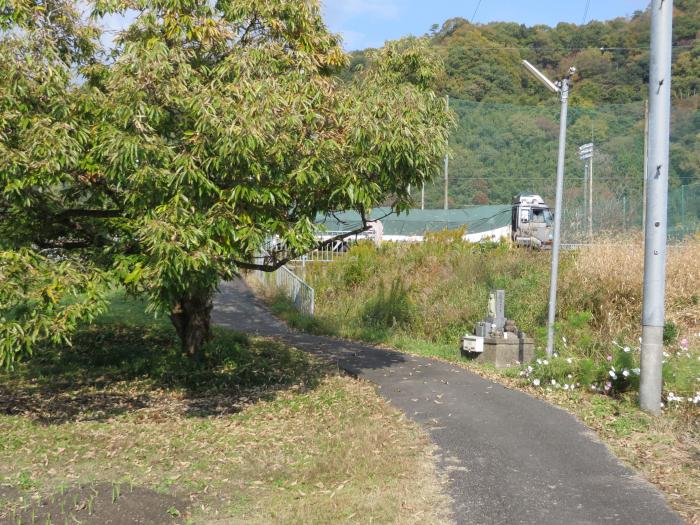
[290,230,372,263]
[251,255,315,317]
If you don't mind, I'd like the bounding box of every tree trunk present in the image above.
[169,292,213,358]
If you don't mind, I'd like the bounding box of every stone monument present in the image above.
[461,290,534,368]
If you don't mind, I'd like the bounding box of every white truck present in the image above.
[511,193,554,249]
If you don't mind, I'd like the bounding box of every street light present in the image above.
[522,60,575,356]
[522,60,560,93]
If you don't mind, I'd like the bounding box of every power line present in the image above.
[582,0,592,25]
[427,44,692,52]
[443,176,653,181]
[471,0,485,23]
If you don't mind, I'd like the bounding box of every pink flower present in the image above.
[680,338,689,349]
[606,355,613,362]
[604,382,612,391]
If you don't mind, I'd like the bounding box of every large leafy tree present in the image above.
[0,0,450,362]
[0,0,109,367]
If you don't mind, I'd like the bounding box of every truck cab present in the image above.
[511,193,554,249]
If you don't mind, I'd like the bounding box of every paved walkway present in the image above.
[212,279,683,525]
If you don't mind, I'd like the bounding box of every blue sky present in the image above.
[322,0,651,50]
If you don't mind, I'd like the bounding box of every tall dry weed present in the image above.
[562,240,700,339]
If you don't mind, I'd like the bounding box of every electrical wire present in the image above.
[471,0,485,23]
[419,44,693,52]
[582,0,592,25]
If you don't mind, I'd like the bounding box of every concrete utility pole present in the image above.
[444,95,449,210]
[588,147,593,238]
[583,162,589,232]
[522,60,574,356]
[643,98,649,234]
[640,0,673,415]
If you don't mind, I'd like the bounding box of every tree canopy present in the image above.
[0,0,451,363]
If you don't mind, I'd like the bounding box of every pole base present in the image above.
[639,324,664,415]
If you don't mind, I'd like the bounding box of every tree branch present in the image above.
[234,217,375,272]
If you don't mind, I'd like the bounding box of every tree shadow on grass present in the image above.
[0,323,330,424]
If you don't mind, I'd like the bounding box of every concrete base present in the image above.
[461,333,534,369]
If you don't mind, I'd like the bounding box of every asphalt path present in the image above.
[212,279,683,525]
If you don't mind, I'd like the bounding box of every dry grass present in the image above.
[0,370,452,524]
[562,239,700,338]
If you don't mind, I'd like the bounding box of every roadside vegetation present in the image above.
[0,293,451,525]
[266,235,700,523]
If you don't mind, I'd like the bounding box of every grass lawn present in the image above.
[0,293,451,525]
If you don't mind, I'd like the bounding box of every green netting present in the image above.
[315,99,698,242]
[418,98,700,242]
[317,206,511,236]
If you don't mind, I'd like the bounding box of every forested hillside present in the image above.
[431,1,699,105]
[344,2,700,224]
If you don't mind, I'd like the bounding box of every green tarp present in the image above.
[317,206,512,236]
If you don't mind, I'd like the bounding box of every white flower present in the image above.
[527,366,533,373]
[543,359,549,365]
[553,352,558,357]
[566,357,573,364]
[663,351,670,358]
[623,346,631,353]
[567,374,573,379]
[563,384,569,390]
[533,379,541,386]
[609,370,618,380]
[551,379,557,385]
[536,359,543,365]
[562,336,567,343]
[622,369,630,378]
[667,392,681,402]
[632,368,641,375]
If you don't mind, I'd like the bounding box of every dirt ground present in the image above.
[4,482,186,524]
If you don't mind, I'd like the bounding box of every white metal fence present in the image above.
[251,260,315,317]
[251,230,373,315]
[290,231,372,264]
